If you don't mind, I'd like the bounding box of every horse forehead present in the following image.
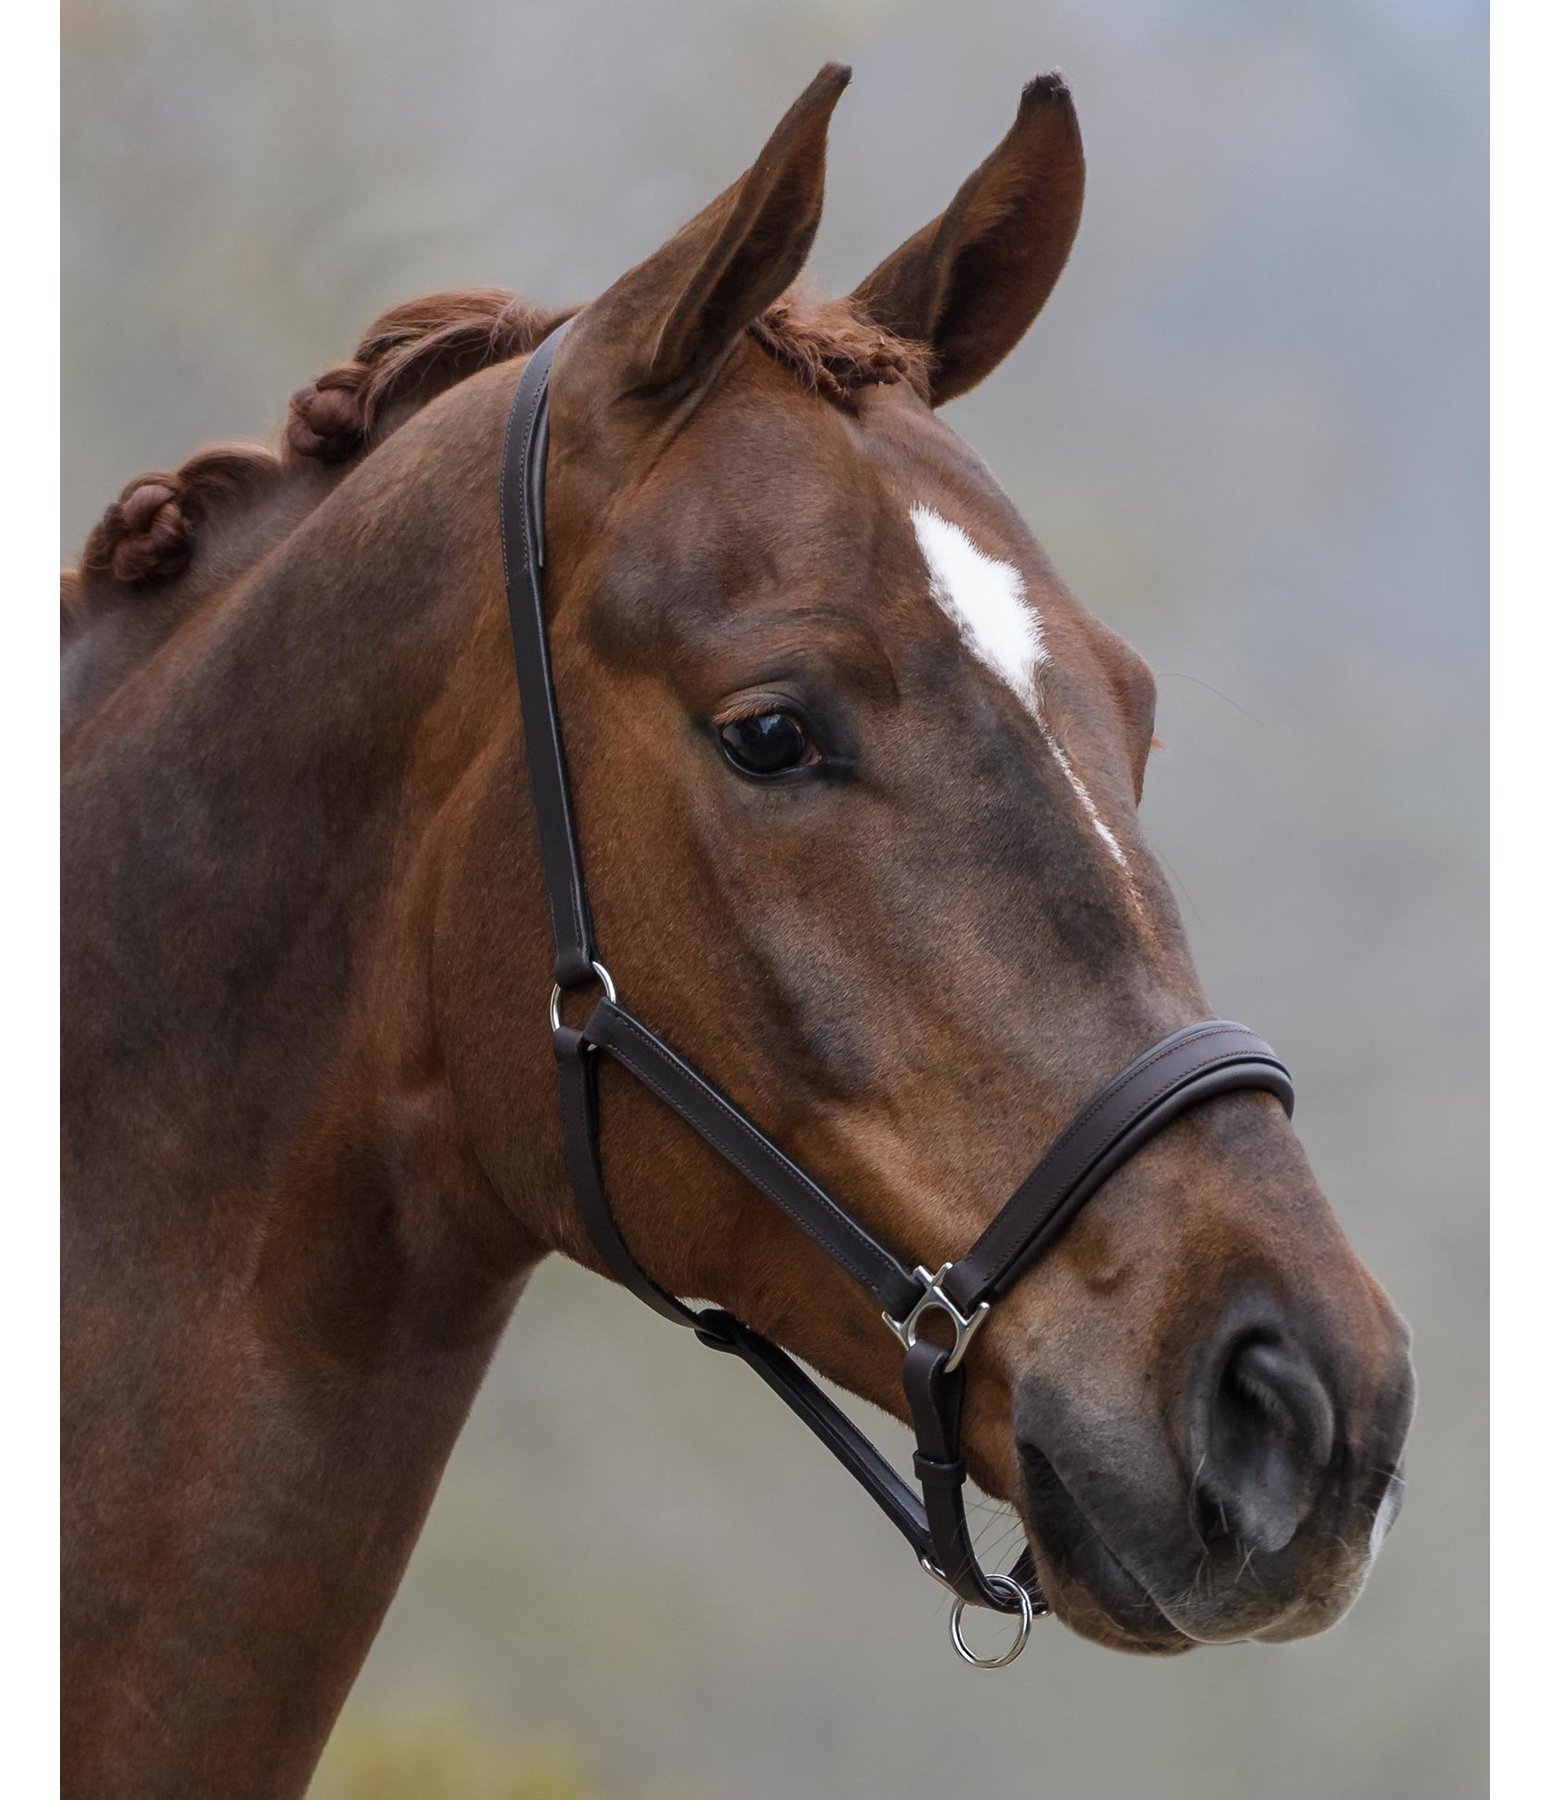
[617,390,1068,654]
[857,401,1079,632]
[621,416,920,610]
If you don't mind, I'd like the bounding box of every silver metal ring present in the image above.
[949,1573,1037,1669]
[548,960,617,1034]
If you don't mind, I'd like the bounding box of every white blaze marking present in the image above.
[909,504,1135,882]
[909,502,1046,712]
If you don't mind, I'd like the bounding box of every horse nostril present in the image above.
[1193,1330,1336,1556]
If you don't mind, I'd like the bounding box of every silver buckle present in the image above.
[882,1263,990,1373]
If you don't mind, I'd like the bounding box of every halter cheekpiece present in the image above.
[500,321,1294,1668]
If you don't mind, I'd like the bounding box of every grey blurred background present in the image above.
[63,1,1486,1796]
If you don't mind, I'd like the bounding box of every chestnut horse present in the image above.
[62,67,1413,1799]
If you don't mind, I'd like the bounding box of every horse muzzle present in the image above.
[1011,1287,1416,1652]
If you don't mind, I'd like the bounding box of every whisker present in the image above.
[1155,669,1268,730]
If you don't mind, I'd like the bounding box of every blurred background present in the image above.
[63,1,1485,1795]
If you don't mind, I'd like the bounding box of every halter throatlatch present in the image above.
[499,323,1295,1667]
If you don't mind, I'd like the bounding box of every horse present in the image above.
[62,65,1414,1799]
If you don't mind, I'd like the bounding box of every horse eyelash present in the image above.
[709,694,805,728]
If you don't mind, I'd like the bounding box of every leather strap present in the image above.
[699,1314,1042,1616]
[585,997,923,1320]
[904,1340,1008,1609]
[552,1023,700,1329]
[697,1310,931,1553]
[499,320,596,987]
[496,324,1297,1628]
[942,1022,1293,1313]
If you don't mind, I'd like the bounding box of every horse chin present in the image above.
[1016,1444,1195,1657]
[1022,1537,1196,1658]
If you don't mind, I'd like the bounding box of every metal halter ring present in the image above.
[882,1262,991,1373]
[548,960,617,1034]
[949,1572,1039,1669]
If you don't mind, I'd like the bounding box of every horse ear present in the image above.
[572,64,850,401]
[849,75,1084,407]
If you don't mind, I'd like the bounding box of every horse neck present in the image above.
[62,381,553,1799]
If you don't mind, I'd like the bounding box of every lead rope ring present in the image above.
[949,1572,1040,1668]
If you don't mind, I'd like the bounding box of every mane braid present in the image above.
[79,444,285,588]
[286,289,572,463]
[65,286,928,622]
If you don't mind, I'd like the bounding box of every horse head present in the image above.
[431,66,1414,1654]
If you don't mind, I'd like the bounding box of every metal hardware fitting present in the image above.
[548,960,617,1035]
[949,1571,1039,1668]
[883,1262,990,1373]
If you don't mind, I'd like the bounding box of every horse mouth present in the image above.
[1016,1442,1197,1655]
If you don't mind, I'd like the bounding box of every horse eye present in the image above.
[717,710,813,778]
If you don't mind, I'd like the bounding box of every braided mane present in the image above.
[64,287,925,632]
[281,290,571,466]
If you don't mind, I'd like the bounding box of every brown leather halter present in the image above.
[500,323,1295,1666]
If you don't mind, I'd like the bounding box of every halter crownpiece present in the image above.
[500,322,1294,1668]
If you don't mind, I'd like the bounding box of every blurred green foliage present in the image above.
[311,1712,701,1800]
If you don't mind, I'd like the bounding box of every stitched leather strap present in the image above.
[499,321,596,987]
[585,997,924,1320]
[696,1310,932,1552]
[905,1340,1010,1609]
[942,1022,1293,1313]
[552,1023,700,1329]
[556,1019,968,1583]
